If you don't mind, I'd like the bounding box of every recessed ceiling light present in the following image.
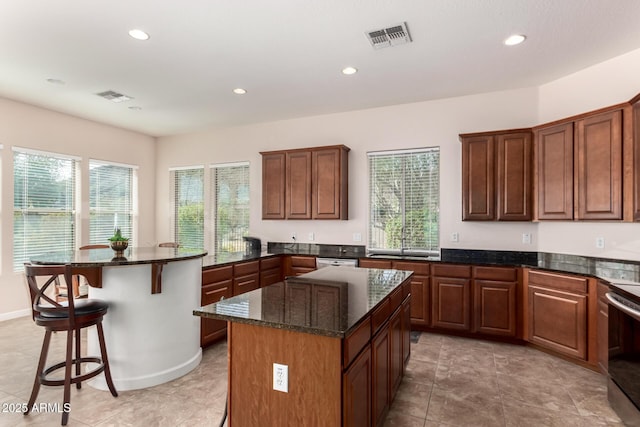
[128,29,150,41]
[128,106,142,110]
[504,34,526,46]
[342,67,358,75]
[46,78,65,85]
[233,88,247,95]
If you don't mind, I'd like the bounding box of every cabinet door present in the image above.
[372,324,390,427]
[392,261,430,327]
[262,152,286,219]
[402,296,411,370]
[496,132,532,220]
[312,146,348,219]
[473,280,517,337]
[431,276,471,331]
[389,307,403,400]
[528,285,587,360]
[201,281,233,346]
[286,150,312,219]
[535,122,574,219]
[284,255,316,277]
[597,281,609,374]
[576,109,623,220]
[343,344,372,427]
[462,135,495,220]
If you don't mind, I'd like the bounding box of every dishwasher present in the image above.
[316,258,359,268]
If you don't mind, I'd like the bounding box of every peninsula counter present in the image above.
[194,266,413,427]
[31,246,207,391]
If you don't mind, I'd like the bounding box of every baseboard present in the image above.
[0,309,30,322]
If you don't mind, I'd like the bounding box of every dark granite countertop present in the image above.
[194,266,412,338]
[31,246,207,267]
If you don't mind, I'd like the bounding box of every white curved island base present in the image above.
[87,257,202,391]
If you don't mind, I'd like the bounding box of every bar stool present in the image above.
[23,263,118,425]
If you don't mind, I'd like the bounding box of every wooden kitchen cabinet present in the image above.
[597,281,609,374]
[261,152,286,219]
[286,150,312,219]
[312,146,349,219]
[283,255,316,276]
[461,130,532,221]
[393,261,430,328]
[535,106,625,221]
[260,256,282,287]
[431,264,472,331]
[634,98,640,220]
[527,269,588,360]
[389,306,403,398]
[372,323,390,427]
[201,265,234,347]
[343,344,372,427]
[233,260,260,295]
[261,145,350,220]
[402,295,411,370]
[358,259,392,269]
[576,108,623,220]
[472,266,518,337]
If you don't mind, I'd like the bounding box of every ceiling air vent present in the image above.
[366,22,412,49]
[96,90,133,103]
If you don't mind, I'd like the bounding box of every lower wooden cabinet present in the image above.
[389,306,403,398]
[402,295,411,370]
[284,255,316,276]
[431,264,472,331]
[527,270,589,360]
[259,256,282,287]
[372,323,390,427]
[233,260,260,295]
[472,266,518,337]
[343,344,372,427]
[597,281,610,374]
[201,265,233,347]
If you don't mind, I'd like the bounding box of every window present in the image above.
[170,167,204,250]
[210,162,250,254]
[89,160,136,245]
[368,148,440,256]
[13,148,78,271]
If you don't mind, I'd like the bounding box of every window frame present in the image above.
[169,166,205,250]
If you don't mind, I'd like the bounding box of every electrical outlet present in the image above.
[522,233,531,244]
[450,232,459,242]
[308,232,315,241]
[273,363,288,393]
[353,233,362,242]
[596,237,605,249]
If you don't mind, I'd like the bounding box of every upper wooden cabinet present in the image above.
[633,98,640,220]
[535,107,624,220]
[461,130,532,221]
[261,145,349,220]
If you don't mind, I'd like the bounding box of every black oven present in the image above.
[607,283,640,427]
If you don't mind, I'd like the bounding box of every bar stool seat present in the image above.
[23,263,117,426]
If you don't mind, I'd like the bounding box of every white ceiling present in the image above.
[2,0,640,137]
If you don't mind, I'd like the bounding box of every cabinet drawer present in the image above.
[290,256,317,268]
[473,266,517,282]
[393,261,430,275]
[359,259,392,269]
[202,281,232,305]
[260,256,281,270]
[260,268,282,287]
[234,273,260,295]
[202,265,233,285]
[234,260,259,276]
[371,299,391,334]
[432,264,472,278]
[344,317,371,368]
[528,269,588,294]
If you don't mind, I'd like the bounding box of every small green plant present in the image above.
[108,228,129,242]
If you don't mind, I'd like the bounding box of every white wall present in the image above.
[536,47,640,260]
[0,98,156,319]
[156,87,540,252]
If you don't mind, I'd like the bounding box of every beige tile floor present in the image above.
[0,316,623,426]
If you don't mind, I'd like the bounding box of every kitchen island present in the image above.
[31,246,207,391]
[194,266,413,427]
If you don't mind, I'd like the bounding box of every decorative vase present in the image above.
[110,240,128,256]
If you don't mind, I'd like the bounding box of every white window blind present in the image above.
[13,149,77,271]
[210,162,250,254]
[368,147,440,256]
[89,160,135,245]
[170,167,204,250]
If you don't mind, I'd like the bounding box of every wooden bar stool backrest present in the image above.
[24,264,78,323]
